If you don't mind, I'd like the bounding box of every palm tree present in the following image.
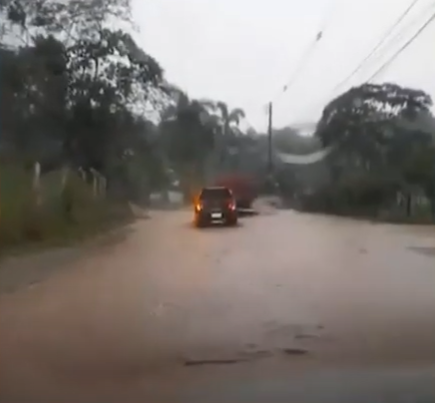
[159,85,221,199]
[212,102,245,169]
[215,102,245,137]
[203,102,245,168]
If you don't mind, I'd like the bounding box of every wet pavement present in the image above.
[0,210,434,402]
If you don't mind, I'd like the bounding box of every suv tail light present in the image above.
[228,199,236,210]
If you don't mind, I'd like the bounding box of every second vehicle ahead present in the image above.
[194,186,238,227]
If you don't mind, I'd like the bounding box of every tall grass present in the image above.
[0,164,132,252]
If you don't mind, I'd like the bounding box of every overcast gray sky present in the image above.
[133,0,435,132]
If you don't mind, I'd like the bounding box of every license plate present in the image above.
[211,212,222,219]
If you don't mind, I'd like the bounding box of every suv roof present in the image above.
[201,186,229,191]
[199,186,232,200]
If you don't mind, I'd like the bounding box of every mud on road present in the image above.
[0,210,435,402]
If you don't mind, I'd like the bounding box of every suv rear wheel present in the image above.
[195,216,207,228]
[226,217,238,226]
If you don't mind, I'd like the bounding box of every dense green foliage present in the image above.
[0,0,254,247]
[0,0,251,191]
[302,83,435,220]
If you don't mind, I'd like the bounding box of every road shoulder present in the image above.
[0,223,135,295]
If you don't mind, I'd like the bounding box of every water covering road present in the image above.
[1,209,435,402]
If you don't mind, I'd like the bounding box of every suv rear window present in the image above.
[199,187,232,200]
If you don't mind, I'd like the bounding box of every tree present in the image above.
[1,0,168,201]
[158,88,219,198]
[402,144,435,216]
[316,83,433,172]
[309,82,435,219]
[214,102,245,135]
[213,102,245,164]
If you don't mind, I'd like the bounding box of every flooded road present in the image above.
[1,210,435,402]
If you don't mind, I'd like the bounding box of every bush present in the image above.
[0,164,133,252]
[299,174,400,218]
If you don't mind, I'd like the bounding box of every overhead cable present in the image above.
[367,9,435,81]
[331,0,422,94]
[294,1,433,122]
[267,0,341,105]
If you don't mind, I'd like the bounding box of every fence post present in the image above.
[61,166,69,191]
[33,161,42,206]
[89,168,98,198]
[100,176,107,197]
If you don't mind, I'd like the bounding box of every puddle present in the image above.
[184,358,248,366]
[183,346,309,367]
[294,333,319,340]
[282,348,309,356]
[408,246,435,258]
[183,349,272,367]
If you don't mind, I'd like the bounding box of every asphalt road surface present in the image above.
[1,209,435,402]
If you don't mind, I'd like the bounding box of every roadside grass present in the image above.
[0,164,134,257]
[377,204,434,225]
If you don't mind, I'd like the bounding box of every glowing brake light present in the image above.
[228,200,236,210]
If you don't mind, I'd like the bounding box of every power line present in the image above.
[330,0,422,94]
[280,34,322,94]
[294,1,434,121]
[267,32,323,106]
[276,4,435,131]
[267,0,341,106]
[367,9,435,81]
[361,2,435,77]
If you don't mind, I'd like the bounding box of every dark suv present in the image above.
[194,186,238,227]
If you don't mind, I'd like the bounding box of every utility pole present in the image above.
[267,102,273,175]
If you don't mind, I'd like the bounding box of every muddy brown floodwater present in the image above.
[1,209,435,402]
